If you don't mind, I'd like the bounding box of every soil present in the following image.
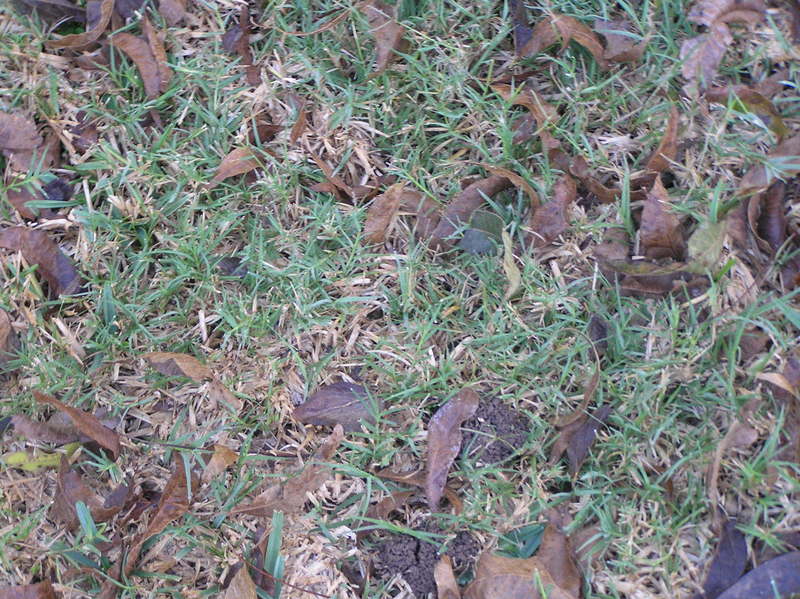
[373,519,479,598]
[461,397,531,464]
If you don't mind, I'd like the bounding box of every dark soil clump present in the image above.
[461,397,531,464]
[373,519,479,598]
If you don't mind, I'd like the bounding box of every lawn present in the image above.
[0,0,799,597]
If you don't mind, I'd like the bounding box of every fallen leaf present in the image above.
[142,351,213,381]
[680,22,733,89]
[206,147,261,189]
[688,219,726,270]
[521,13,607,69]
[640,177,686,260]
[0,581,59,599]
[9,0,85,23]
[361,0,406,76]
[373,466,464,513]
[482,165,541,212]
[33,391,121,460]
[47,0,113,49]
[0,112,44,172]
[551,403,612,474]
[555,367,600,428]
[0,227,83,297]
[115,0,146,19]
[1,443,79,472]
[426,388,480,509]
[536,511,582,599]
[399,191,440,240]
[569,156,619,204]
[706,397,760,529]
[201,444,238,484]
[526,174,575,249]
[501,231,521,300]
[224,564,258,599]
[158,0,186,26]
[716,551,800,599]
[790,0,800,43]
[705,86,788,139]
[51,456,130,530]
[594,18,646,63]
[644,105,679,176]
[9,414,78,444]
[222,6,260,86]
[111,17,171,99]
[754,181,786,255]
[232,424,344,517]
[293,381,380,432]
[738,135,800,197]
[688,0,766,27]
[0,309,19,374]
[364,183,407,243]
[587,315,608,358]
[434,556,461,599]
[430,175,512,250]
[694,519,748,599]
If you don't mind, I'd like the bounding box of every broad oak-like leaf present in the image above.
[425,388,480,509]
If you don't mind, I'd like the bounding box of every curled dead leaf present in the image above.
[293,381,380,432]
[0,226,83,297]
[361,0,406,76]
[111,18,171,99]
[434,556,461,599]
[206,147,261,189]
[426,388,480,509]
[47,0,112,49]
[202,444,238,484]
[640,177,686,260]
[680,22,733,90]
[142,351,213,381]
[688,0,766,27]
[364,183,408,243]
[705,86,788,139]
[521,13,607,69]
[737,135,800,197]
[594,18,646,63]
[526,174,575,249]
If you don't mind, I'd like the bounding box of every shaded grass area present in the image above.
[1,0,800,596]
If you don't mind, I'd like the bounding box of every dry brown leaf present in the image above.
[0,581,59,599]
[482,165,540,211]
[737,135,800,197]
[11,0,85,24]
[232,424,344,517]
[536,511,582,598]
[705,86,788,139]
[364,183,407,243]
[33,391,121,460]
[706,397,760,529]
[9,414,77,445]
[694,519,748,599]
[644,105,679,175]
[47,0,112,49]
[0,112,43,172]
[688,0,766,27]
[526,174,575,249]
[111,18,171,99]
[142,351,213,381]
[141,17,172,93]
[434,556,461,599]
[293,381,380,432]
[202,444,238,484]
[680,22,733,89]
[361,0,406,76]
[521,13,607,69]
[508,0,533,55]
[426,388,480,509]
[594,18,646,63]
[222,7,260,86]
[206,147,261,189]
[224,564,258,599]
[430,175,512,250]
[555,368,600,428]
[158,0,186,26]
[51,456,130,530]
[0,227,83,297]
[550,404,612,475]
[640,177,686,260]
[716,552,800,599]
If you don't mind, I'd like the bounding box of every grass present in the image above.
[1,0,799,597]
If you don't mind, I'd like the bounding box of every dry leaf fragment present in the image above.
[705,86,788,139]
[364,183,407,243]
[501,231,521,300]
[293,382,380,432]
[425,388,480,509]
[47,0,113,49]
[680,22,733,89]
[10,0,85,23]
[0,309,20,374]
[111,18,171,99]
[158,0,186,25]
[33,391,121,460]
[0,227,83,297]
[0,581,59,599]
[222,7,260,86]
[224,564,258,599]
[142,351,213,381]
[206,147,261,189]
[430,175,512,250]
[232,424,344,517]
[644,105,679,176]
[527,174,575,249]
[51,456,130,530]
[716,551,800,599]
[361,0,406,75]
[640,178,686,260]
[688,0,766,27]
[434,556,461,599]
[694,519,748,599]
[0,112,46,172]
[508,0,533,55]
[594,18,646,63]
[482,165,541,212]
[9,414,78,445]
[521,13,607,69]
[202,444,238,484]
